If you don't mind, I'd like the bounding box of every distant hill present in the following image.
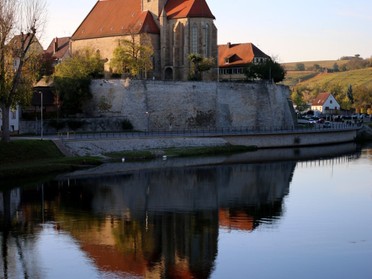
[285,67,372,112]
[281,71,319,87]
[282,60,349,71]
[294,67,372,89]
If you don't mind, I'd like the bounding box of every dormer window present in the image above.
[224,54,237,64]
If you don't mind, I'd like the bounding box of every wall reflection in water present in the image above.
[0,161,295,278]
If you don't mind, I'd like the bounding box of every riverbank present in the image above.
[0,139,256,181]
[1,124,368,181]
[58,142,360,180]
[60,125,360,157]
[0,140,101,181]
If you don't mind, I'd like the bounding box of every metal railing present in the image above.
[58,122,360,141]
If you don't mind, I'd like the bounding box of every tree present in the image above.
[244,59,286,83]
[295,63,305,71]
[332,63,339,72]
[188,53,215,81]
[54,48,104,115]
[291,89,308,112]
[312,64,321,72]
[110,34,153,79]
[0,0,46,142]
[347,84,354,105]
[353,85,372,113]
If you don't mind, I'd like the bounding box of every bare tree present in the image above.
[0,0,46,142]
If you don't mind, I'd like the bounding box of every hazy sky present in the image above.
[43,0,372,62]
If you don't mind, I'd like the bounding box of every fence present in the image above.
[58,123,360,141]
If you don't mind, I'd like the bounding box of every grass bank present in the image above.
[1,141,257,181]
[104,145,258,162]
[0,140,101,179]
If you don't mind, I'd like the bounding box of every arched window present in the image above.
[204,23,210,57]
[192,24,198,53]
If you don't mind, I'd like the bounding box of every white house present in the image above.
[311,93,340,114]
[0,106,20,134]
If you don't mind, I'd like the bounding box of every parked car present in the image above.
[317,118,325,124]
[323,121,331,128]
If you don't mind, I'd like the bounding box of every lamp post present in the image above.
[39,91,43,140]
[145,111,150,132]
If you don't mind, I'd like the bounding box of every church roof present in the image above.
[165,0,215,19]
[218,43,270,68]
[71,0,159,41]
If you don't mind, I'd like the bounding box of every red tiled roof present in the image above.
[8,33,43,53]
[312,92,331,106]
[218,43,270,68]
[72,0,159,41]
[165,0,215,19]
[137,11,161,34]
[45,37,70,59]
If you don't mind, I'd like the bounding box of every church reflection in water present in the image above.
[0,161,295,278]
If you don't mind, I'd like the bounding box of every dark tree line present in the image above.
[244,59,286,83]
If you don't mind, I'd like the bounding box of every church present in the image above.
[71,0,218,81]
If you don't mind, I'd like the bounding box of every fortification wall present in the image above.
[85,80,295,131]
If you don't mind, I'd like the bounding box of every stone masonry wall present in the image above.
[84,79,294,131]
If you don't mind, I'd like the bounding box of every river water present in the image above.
[1,143,371,279]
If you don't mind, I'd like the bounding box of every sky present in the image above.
[43,0,372,63]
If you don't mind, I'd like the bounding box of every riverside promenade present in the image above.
[55,124,361,157]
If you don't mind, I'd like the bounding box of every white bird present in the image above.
[162,155,167,160]
[122,158,125,163]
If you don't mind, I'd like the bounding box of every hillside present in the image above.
[281,71,319,87]
[295,67,372,89]
[287,67,372,113]
[282,60,349,71]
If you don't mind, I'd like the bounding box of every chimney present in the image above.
[227,42,231,48]
[53,37,58,54]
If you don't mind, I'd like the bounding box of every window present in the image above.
[204,24,209,57]
[11,110,16,119]
[192,24,198,53]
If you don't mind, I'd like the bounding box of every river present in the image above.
[1,143,371,279]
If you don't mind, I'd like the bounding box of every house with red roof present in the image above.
[45,37,71,65]
[311,92,340,114]
[218,42,270,81]
[71,0,217,81]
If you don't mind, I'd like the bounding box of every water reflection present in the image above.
[0,160,295,278]
[1,143,367,279]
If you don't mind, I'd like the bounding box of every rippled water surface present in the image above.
[1,144,371,279]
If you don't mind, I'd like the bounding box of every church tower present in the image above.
[160,0,218,81]
[142,0,167,16]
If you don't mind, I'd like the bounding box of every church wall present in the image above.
[86,80,294,131]
[142,0,167,16]
[72,34,161,78]
[71,36,132,73]
[161,17,218,81]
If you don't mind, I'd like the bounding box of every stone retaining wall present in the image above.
[61,129,358,157]
[84,80,295,131]
[20,80,295,134]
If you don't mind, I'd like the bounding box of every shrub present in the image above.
[48,119,66,130]
[121,119,133,130]
[67,120,85,131]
